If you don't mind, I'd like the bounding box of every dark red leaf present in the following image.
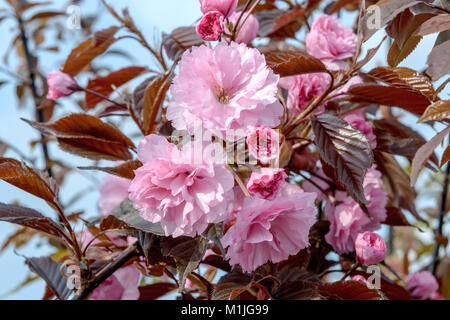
[311,113,374,205]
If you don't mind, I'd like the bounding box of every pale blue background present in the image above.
[0,0,448,299]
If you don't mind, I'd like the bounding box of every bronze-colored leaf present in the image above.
[265,50,327,77]
[360,0,421,42]
[348,84,431,115]
[78,160,142,180]
[372,118,438,166]
[374,151,423,222]
[387,36,422,67]
[311,113,373,205]
[24,114,135,161]
[0,158,60,211]
[415,14,450,36]
[100,199,165,236]
[0,203,67,239]
[368,67,435,101]
[320,280,384,300]
[62,26,119,77]
[138,283,178,300]
[162,26,204,61]
[211,270,254,300]
[256,6,305,38]
[161,236,209,292]
[352,270,412,300]
[441,144,450,168]
[426,39,450,81]
[25,256,72,300]
[411,125,450,185]
[142,74,171,135]
[418,100,450,123]
[85,66,148,110]
[386,9,435,48]
[383,206,413,227]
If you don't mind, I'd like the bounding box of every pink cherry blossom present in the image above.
[221,189,317,273]
[90,264,140,300]
[226,186,246,225]
[279,73,330,115]
[246,126,281,164]
[355,231,386,265]
[352,275,367,283]
[343,113,377,149]
[199,0,238,18]
[99,174,130,216]
[46,70,79,100]
[246,168,287,200]
[226,11,259,44]
[406,271,440,300]
[324,166,388,254]
[430,292,444,300]
[167,42,283,141]
[128,134,234,237]
[302,168,332,202]
[196,11,224,41]
[306,14,356,62]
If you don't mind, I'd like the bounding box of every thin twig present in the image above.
[16,12,53,177]
[432,136,450,274]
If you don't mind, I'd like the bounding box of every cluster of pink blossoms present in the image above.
[196,0,259,44]
[43,4,406,299]
[304,166,388,254]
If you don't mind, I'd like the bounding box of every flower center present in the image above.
[215,86,231,104]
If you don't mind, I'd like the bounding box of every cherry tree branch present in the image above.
[73,243,140,300]
[432,137,450,274]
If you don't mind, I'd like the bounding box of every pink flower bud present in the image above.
[46,70,79,100]
[352,275,367,284]
[246,126,281,164]
[199,0,238,18]
[247,168,287,200]
[226,11,259,44]
[196,11,225,41]
[355,231,386,266]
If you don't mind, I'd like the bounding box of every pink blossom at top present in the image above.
[46,70,79,100]
[246,168,287,200]
[167,42,283,141]
[90,264,140,300]
[221,189,317,273]
[200,0,238,18]
[306,15,356,62]
[128,134,234,237]
[324,166,388,254]
[246,126,281,164]
[355,231,386,265]
[406,271,440,300]
[196,11,225,41]
[279,73,330,115]
[99,174,130,216]
[343,113,377,149]
[226,11,259,44]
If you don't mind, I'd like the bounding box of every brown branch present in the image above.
[432,138,450,274]
[73,244,140,300]
[16,12,53,177]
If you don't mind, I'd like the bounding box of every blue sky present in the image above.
[0,0,448,299]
